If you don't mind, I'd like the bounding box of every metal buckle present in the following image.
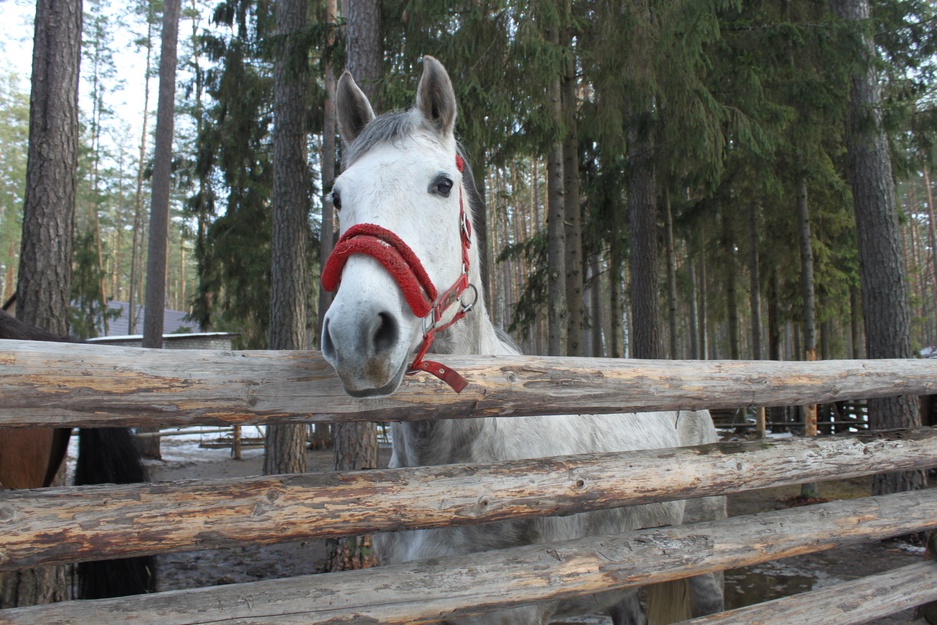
[460,284,478,314]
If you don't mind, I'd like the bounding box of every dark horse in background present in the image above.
[0,309,156,600]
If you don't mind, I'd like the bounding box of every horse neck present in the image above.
[392,221,513,469]
[448,247,515,358]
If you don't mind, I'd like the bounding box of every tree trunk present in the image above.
[330,0,382,570]
[16,0,82,337]
[831,0,924,495]
[923,168,937,343]
[609,233,624,359]
[589,250,603,357]
[546,140,567,357]
[748,204,763,361]
[698,237,709,360]
[326,421,379,570]
[265,0,310,477]
[687,258,699,360]
[749,204,766,438]
[129,3,155,337]
[663,191,678,359]
[797,174,818,498]
[142,0,181,349]
[796,174,818,424]
[4,0,83,607]
[139,0,181,462]
[341,0,381,104]
[628,108,660,360]
[562,33,583,357]
[544,13,567,358]
[849,284,862,359]
[318,0,338,345]
[722,206,739,360]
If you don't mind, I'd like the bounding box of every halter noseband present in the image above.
[321,154,475,392]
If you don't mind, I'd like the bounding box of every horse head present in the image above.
[321,56,478,397]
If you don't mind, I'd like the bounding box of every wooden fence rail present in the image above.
[1,428,936,570]
[681,562,937,625]
[1,340,937,427]
[2,490,936,625]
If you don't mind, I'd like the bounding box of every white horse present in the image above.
[321,56,725,625]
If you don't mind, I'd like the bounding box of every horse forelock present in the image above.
[343,111,419,169]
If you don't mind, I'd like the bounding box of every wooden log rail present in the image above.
[1,339,937,427]
[2,428,936,570]
[2,489,936,625]
[681,561,937,625]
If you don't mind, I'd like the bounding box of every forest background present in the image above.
[2,1,937,396]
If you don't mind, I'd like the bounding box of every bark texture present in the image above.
[138,0,181,461]
[6,490,937,625]
[563,37,583,357]
[628,110,660,360]
[5,429,936,570]
[4,0,83,606]
[317,0,338,343]
[830,0,923,495]
[326,421,378,569]
[4,343,936,428]
[546,140,567,356]
[16,0,82,336]
[341,0,381,103]
[330,0,382,569]
[265,0,310,477]
[142,0,181,350]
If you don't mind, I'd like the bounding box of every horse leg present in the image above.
[609,592,647,625]
[686,573,724,616]
[0,428,70,488]
[75,428,157,598]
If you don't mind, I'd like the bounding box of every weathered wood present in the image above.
[1,340,937,427]
[680,561,937,625]
[2,490,936,625]
[2,429,936,570]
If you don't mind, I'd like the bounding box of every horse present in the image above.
[320,56,725,625]
[0,309,157,601]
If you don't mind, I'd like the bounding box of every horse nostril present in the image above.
[321,318,335,361]
[373,312,399,355]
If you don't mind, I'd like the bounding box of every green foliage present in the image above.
[0,73,29,301]
[70,229,120,339]
[498,230,546,334]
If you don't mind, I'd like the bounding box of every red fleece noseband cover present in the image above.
[321,224,437,319]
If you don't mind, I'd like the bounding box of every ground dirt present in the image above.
[143,434,930,624]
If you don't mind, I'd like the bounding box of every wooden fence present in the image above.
[1,338,937,624]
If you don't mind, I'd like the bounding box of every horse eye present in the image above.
[331,190,342,211]
[433,178,453,198]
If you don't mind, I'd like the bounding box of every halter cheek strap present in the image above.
[321,154,475,392]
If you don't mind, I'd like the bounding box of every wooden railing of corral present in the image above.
[0,339,937,624]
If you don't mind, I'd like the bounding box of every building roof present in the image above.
[104,301,201,336]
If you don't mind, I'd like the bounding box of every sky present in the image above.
[0,0,153,144]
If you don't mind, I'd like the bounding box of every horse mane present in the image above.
[343,111,417,167]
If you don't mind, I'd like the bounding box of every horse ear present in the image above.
[336,70,375,144]
[416,56,457,136]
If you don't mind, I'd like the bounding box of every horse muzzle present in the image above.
[321,255,419,397]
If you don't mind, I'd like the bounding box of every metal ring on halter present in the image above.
[460,284,479,313]
[421,314,436,337]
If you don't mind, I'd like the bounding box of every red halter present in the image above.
[321,154,475,392]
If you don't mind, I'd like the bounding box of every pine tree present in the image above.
[327,0,380,572]
[265,0,309,477]
[831,0,924,495]
[4,0,83,607]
